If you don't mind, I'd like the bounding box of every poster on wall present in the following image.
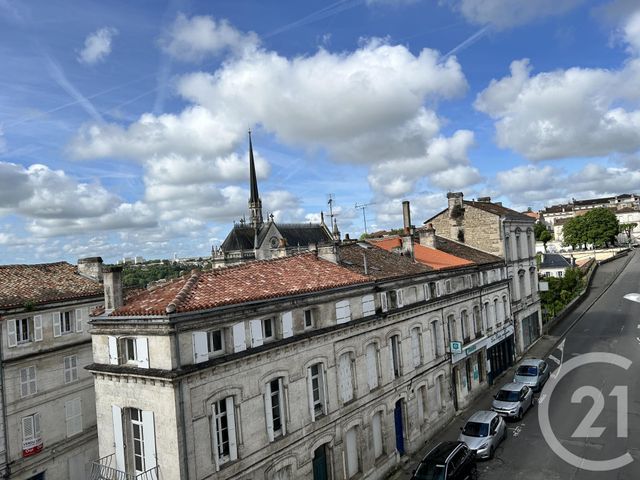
[22,437,43,458]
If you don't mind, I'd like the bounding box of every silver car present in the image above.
[514,358,550,392]
[491,382,534,420]
[458,410,506,459]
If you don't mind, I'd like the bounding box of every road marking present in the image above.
[548,354,561,365]
[636,337,640,344]
[621,325,625,333]
[512,425,523,437]
[538,394,547,405]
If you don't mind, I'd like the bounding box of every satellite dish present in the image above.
[623,293,640,303]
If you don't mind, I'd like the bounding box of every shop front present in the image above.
[486,324,515,384]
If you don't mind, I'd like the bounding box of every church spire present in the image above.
[247,129,263,229]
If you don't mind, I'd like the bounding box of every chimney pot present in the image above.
[102,265,123,313]
[402,200,412,235]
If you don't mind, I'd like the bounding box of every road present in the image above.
[391,251,640,480]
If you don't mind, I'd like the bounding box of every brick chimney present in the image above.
[401,200,414,258]
[103,266,123,313]
[419,223,437,249]
[447,192,464,241]
[78,256,103,282]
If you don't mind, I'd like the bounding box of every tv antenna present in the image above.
[327,194,336,225]
[355,202,375,234]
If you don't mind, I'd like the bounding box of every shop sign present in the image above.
[488,324,515,347]
[465,344,477,355]
[450,341,463,354]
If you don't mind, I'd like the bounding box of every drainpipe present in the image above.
[173,325,191,480]
[0,318,10,479]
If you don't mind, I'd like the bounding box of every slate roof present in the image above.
[539,253,571,269]
[542,204,573,214]
[0,262,102,310]
[220,225,256,251]
[338,242,431,279]
[367,237,474,270]
[463,201,534,222]
[434,236,503,265]
[109,253,370,316]
[276,224,332,247]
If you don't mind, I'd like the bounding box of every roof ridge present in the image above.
[0,261,71,269]
[166,269,201,313]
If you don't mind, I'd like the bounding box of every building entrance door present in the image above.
[394,400,405,455]
[313,444,328,480]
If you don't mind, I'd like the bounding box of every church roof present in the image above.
[275,223,332,247]
[220,225,256,251]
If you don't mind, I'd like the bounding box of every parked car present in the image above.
[491,382,534,420]
[411,441,477,480]
[514,358,550,392]
[458,410,507,459]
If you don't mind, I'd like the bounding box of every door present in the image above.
[312,444,329,480]
[394,400,405,455]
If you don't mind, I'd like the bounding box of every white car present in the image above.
[491,382,534,420]
[458,410,507,459]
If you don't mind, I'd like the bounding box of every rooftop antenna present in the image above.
[355,202,375,235]
[327,193,335,225]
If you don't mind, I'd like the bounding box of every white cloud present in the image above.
[429,165,483,190]
[77,27,118,65]
[623,10,640,54]
[448,0,584,29]
[160,13,259,62]
[475,58,640,160]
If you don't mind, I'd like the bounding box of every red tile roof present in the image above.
[111,253,370,316]
[0,262,102,309]
[368,237,474,270]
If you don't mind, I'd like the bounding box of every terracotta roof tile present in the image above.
[112,253,370,316]
[0,262,102,309]
[367,237,474,270]
[338,242,431,279]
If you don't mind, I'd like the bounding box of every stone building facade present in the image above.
[0,258,103,479]
[88,239,511,480]
[427,193,542,355]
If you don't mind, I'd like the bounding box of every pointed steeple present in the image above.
[247,129,263,229]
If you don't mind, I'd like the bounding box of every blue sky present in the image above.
[1,0,640,264]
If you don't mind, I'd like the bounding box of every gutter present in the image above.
[0,319,10,478]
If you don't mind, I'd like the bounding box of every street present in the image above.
[391,251,640,480]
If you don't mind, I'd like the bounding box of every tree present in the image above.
[583,208,619,248]
[562,216,587,249]
[533,222,547,240]
[619,222,638,243]
[539,230,553,251]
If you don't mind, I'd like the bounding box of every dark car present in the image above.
[411,441,477,480]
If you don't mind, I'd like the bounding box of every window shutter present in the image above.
[7,319,17,347]
[192,332,208,364]
[397,289,404,308]
[249,320,263,347]
[372,413,383,459]
[366,344,378,390]
[411,329,421,367]
[322,366,329,414]
[232,323,246,353]
[108,336,118,365]
[142,410,157,471]
[338,354,353,403]
[52,312,61,337]
[281,312,293,339]
[336,300,351,324]
[29,366,36,395]
[264,386,274,442]
[211,403,221,471]
[64,357,71,383]
[75,308,83,333]
[380,292,388,312]
[226,397,238,461]
[306,367,315,422]
[346,428,359,477]
[22,415,34,441]
[20,368,28,397]
[388,341,395,378]
[65,398,82,437]
[112,406,125,471]
[279,379,287,436]
[33,315,43,342]
[362,294,375,317]
[136,338,149,368]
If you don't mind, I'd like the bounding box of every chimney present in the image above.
[447,192,464,212]
[317,245,340,264]
[402,200,412,234]
[102,266,123,313]
[447,192,464,240]
[477,196,491,203]
[419,223,437,249]
[78,256,103,282]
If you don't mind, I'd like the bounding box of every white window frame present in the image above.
[60,311,74,334]
[64,355,78,383]
[307,363,328,421]
[16,318,31,344]
[20,366,37,397]
[65,397,83,437]
[21,413,41,450]
[390,335,402,379]
[264,377,287,441]
[208,329,225,356]
[212,396,238,469]
[262,318,275,342]
[361,294,375,317]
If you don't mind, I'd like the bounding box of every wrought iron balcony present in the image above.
[90,454,159,480]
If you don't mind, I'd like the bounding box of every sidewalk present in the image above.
[386,251,634,479]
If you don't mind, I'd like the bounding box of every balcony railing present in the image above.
[90,454,159,480]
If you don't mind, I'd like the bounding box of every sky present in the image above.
[1,0,640,264]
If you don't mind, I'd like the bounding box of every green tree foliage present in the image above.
[540,267,585,318]
[122,263,191,288]
[539,230,553,250]
[533,222,547,240]
[619,222,638,240]
[562,208,619,248]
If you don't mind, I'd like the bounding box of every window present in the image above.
[193,330,225,363]
[505,236,510,260]
[336,300,352,324]
[446,314,456,344]
[232,323,246,353]
[18,318,31,343]
[435,376,444,410]
[212,397,238,467]
[61,311,73,334]
[494,298,500,326]
[249,318,276,346]
[431,321,442,358]
[483,303,489,331]
[8,315,43,347]
[527,231,534,258]
[417,385,428,423]
[515,230,522,260]
[208,330,224,355]
[406,286,418,304]
[410,327,423,368]
[445,280,452,294]
[482,271,489,285]
[461,310,469,343]
[281,312,293,339]
[64,355,78,383]
[345,427,359,478]
[365,343,380,391]
[519,271,526,299]
[380,290,400,311]
[390,335,402,379]
[338,353,355,403]
[108,336,149,368]
[112,407,157,475]
[473,307,482,337]
[502,297,509,321]
[307,364,327,420]
[20,366,37,397]
[21,413,41,456]
[372,412,384,459]
[263,318,274,340]
[361,295,375,317]
[65,398,82,437]
[265,378,286,441]
[304,309,314,328]
[428,282,437,299]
